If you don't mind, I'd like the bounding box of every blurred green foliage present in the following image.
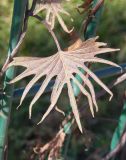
[0,1,13,64]
[0,0,126,159]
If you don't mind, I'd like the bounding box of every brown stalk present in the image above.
[82,0,104,34]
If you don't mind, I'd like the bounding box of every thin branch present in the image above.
[34,117,74,159]
[82,0,104,34]
[32,15,62,52]
[29,0,38,15]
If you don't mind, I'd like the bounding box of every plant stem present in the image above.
[33,15,62,52]
[1,16,28,77]
[110,102,126,152]
[0,0,28,159]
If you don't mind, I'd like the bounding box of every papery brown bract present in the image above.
[8,37,120,132]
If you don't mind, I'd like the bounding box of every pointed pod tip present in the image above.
[119,65,123,73]
[16,104,21,110]
[96,105,99,112]
[92,113,95,118]
[9,78,18,84]
[29,114,32,119]
[37,117,44,125]
[37,120,42,125]
[113,48,120,52]
[96,107,99,112]
[90,109,95,118]
[108,48,120,53]
[109,94,113,101]
[8,80,13,84]
[95,36,99,40]
[77,121,83,133]
[79,127,83,133]
[67,27,74,34]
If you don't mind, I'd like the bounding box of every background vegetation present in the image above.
[0,0,126,159]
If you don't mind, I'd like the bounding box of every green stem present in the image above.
[63,0,104,158]
[73,0,104,96]
[110,101,126,153]
[0,1,28,159]
[84,0,104,39]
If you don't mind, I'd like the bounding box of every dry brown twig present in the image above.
[34,116,74,160]
[34,130,66,160]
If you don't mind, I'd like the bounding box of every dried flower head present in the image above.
[8,37,120,132]
[33,0,73,33]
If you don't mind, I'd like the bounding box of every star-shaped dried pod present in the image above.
[33,0,73,33]
[8,37,120,132]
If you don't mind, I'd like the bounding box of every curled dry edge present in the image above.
[7,36,120,133]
